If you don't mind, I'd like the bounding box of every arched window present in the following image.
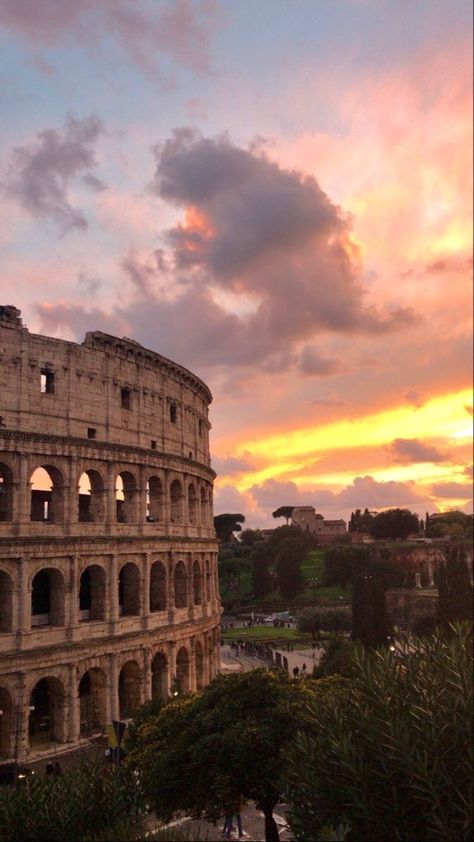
[174,561,188,609]
[176,647,189,693]
[170,403,177,423]
[0,687,13,757]
[119,661,141,718]
[0,463,13,522]
[0,570,13,632]
[193,560,202,606]
[31,568,65,627]
[150,561,167,612]
[79,565,106,621]
[188,483,197,525]
[30,465,64,523]
[147,476,163,522]
[78,470,105,522]
[118,562,140,616]
[151,652,168,701]
[170,479,183,524]
[29,676,65,748]
[195,641,204,691]
[115,471,137,523]
[78,668,106,736]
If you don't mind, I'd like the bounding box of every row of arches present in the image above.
[0,643,212,757]
[0,559,216,633]
[0,461,213,527]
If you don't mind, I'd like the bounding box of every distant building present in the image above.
[291,506,346,545]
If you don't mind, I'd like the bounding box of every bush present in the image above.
[297,607,351,639]
[0,762,145,842]
[286,623,473,841]
[313,636,357,679]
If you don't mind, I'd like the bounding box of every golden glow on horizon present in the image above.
[214,389,473,498]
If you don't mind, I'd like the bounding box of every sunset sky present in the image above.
[1,0,472,527]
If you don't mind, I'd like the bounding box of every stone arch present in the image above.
[115,470,138,523]
[0,461,13,522]
[151,652,168,701]
[79,564,106,621]
[78,668,107,736]
[188,483,198,525]
[200,486,208,526]
[205,559,211,602]
[28,676,66,748]
[119,562,140,616]
[30,464,65,523]
[170,478,183,524]
[150,561,167,612]
[193,560,202,606]
[118,660,141,718]
[0,569,13,632]
[31,567,65,627]
[176,646,190,693]
[78,469,105,523]
[147,475,164,522]
[195,641,205,691]
[174,561,188,609]
[0,686,13,757]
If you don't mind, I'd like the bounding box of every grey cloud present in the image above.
[4,114,103,233]
[299,345,344,376]
[389,438,448,464]
[82,173,107,192]
[149,129,418,364]
[35,301,126,339]
[212,453,256,477]
[431,482,473,499]
[0,0,218,79]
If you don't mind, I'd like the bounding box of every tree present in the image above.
[272,506,294,525]
[426,511,473,539]
[286,624,473,842]
[251,556,273,599]
[128,669,317,842]
[351,568,393,648]
[239,528,263,547]
[349,507,375,533]
[275,538,306,601]
[214,513,245,542]
[369,508,419,540]
[437,543,473,625]
[297,606,351,639]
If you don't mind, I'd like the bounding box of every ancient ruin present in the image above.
[0,305,220,762]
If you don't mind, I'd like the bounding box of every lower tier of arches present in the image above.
[0,622,220,761]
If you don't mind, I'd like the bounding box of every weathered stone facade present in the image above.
[291,506,346,544]
[0,305,220,761]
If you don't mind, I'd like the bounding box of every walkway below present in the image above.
[148,801,292,841]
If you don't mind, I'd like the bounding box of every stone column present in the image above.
[66,555,79,639]
[163,469,170,531]
[143,648,152,702]
[109,555,119,629]
[138,555,149,632]
[427,559,435,587]
[15,556,30,648]
[188,638,196,693]
[65,456,78,535]
[16,455,30,531]
[14,673,29,762]
[138,464,147,534]
[106,462,116,526]
[167,552,175,623]
[108,653,119,722]
[182,472,189,537]
[68,663,80,743]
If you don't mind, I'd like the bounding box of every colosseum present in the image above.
[0,304,220,763]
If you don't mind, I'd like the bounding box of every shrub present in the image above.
[286,623,473,841]
[0,761,145,842]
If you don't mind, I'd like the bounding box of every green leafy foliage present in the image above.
[313,636,358,679]
[286,623,473,841]
[213,513,245,542]
[297,607,352,639]
[369,507,420,539]
[351,568,393,648]
[0,762,144,842]
[437,543,474,625]
[426,511,473,539]
[128,669,320,842]
[275,538,306,601]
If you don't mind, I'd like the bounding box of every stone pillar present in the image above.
[68,663,80,743]
[109,555,119,625]
[108,653,119,722]
[138,465,147,533]
[189,638,196,692]
[14,673,29,762]
[106,462,116,526]
[66,456,78,534]
[141,553,150,626]
[143,648,152,702]
[66,555,79,638]
[167,552,175,623]
[415,572,422,588]
[15,556,30,647]
[16,455,30,530]
[182,472,189,537]
[163,469,170,530]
